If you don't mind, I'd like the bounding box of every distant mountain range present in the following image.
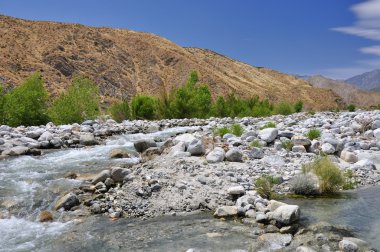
[307,75,380,107]
[345,69,380,92]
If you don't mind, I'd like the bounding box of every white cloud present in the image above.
[332,0,380,56]
[360,45,380,56]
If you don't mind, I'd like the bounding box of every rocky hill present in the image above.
[346,69,380,91]
[0,15,342,109]
[308,75,380,107]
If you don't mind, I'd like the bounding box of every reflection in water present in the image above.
[283,187,380,249]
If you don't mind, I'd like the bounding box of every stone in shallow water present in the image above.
[339,239,358,252]
[256,233,292,250]
[91,170,111,184]
[134,139,157,152]
[214,206,238,218]
[270,204,300,225]
[55,192,80,211]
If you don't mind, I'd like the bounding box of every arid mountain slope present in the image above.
[0,15,342,109]
[308,75,380,107]
[346,69,380,91]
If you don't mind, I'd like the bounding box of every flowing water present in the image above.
[1,127,380,251]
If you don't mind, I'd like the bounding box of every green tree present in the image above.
[3,73,49,126]
[0,84,5,125]
[131,95,157,120]
[109,99,131,122]
[48,76,100,124]
[294,100,303,112]
[169,71,212,118]
[274,101,294,115]
[211,96,230,117]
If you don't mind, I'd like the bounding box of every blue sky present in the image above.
[1,0,380,79]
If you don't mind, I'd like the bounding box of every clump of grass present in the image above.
[254,175,282,199]
[250,139,263,148]
[214,124,244,137]
[281,140,294,151]
[260,122,276,130]
[214,127,231,137]
[302,156,344,194]
[342,169,357,190]
[305,128,321,140]
[230,124,244,137]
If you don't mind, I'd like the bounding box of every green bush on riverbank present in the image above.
[1,71,306,126]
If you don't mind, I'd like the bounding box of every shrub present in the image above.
[294,100,303,113]
[260,122,276,130]
[211,96,230,118]
[281,140,294,151]
[49,76,100,124]
[290,173,319,195]
[0,84,4,124]
[230,124,244,136]
[303,156,344,194]
[250,139,263,148]
[347,104,356,112]
[251,99,273,117]
[131,95,157,120]
[305,128,321,140]
[214,126,231,137]
[168,71,212,119]
[254,175,282,199]
[342,169,357,190]
[109,99,130,122]
[3,73,49,126]
[274,101,294,115]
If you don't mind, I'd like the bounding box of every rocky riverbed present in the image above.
[1,111,380,251]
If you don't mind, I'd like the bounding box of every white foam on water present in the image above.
[0,217,71,252]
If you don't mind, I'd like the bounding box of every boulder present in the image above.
[187,139,205,156]
[79,133,97,146]
[271,205,300,225]
[292,145,307,153]
[256,233,292,250]
[227,185,245,195]
[134,139,157,152]
[225,148,243,162]
[249,147,264,159]
[110,148,130,158]
[374,128,380,141]
[296,246,317,252]
[1,146,29,156]
[91,170,111,184]
[110,167,131,182]
[339,239,358,252]
[39,210,53,222]
[214,206,238,218]
[55,193,80,210]
[372,120,380,130]
[173,134,196,147]
[340,150,358,163]
[206,147,225,163]
[259,128,278,143]
[291,135,311,147]
[38,131,53,142]
[321,143,335,154]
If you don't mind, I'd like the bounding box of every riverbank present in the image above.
[1,110,380,251]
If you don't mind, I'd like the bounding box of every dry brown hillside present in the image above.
[0,15,343,110]
[308,76,380,107]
